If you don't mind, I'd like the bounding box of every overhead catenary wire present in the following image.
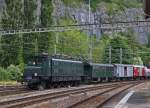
[1,20,150,36]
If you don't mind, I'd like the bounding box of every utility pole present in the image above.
[120,48,123,64]
[88,0,92,63]
[35,38,38,56]
[88,0,91,23]
[55,34,59,54]
[109,46,112,64]
[54,17,59,55]
[0,35,1,51]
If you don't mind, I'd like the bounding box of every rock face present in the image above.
[35,0,41,25]
[52,0,107,39]
[52,0,149,44]
[0,0,149,44]
[0,0,5,14]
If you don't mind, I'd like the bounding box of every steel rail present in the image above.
[0,81,141,108]
[68,82,142,108]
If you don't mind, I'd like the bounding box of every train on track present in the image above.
[23,54,150,90]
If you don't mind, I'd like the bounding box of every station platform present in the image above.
[126,91,150,108]
[115,82,150,108]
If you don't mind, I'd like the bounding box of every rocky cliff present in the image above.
[52,0,148,44]
[0,0,148,44]
[0,0,5,17]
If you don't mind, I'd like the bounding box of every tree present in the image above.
[92,35,111,63]
[23,0,37,63]
[139,46,150,66]
[1,0,23,67]
[102,34,133,64]
[56,18,88,59]
[39,0,54,55]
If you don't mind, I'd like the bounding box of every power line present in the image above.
[1,20,150,35]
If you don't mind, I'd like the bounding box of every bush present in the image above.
[0,67,11,81]
[0,65,22,81]
[17,63,25,73]
[7,65,22,81]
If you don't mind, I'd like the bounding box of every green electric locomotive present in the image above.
[23,54,92,89]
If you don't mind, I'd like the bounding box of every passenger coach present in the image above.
[91,64,114,82]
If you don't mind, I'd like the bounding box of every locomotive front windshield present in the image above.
[27,56,43,66]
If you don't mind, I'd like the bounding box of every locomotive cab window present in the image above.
[27,56,47,66]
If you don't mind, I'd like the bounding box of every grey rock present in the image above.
[0,0,148,44]
[52,0,148,44]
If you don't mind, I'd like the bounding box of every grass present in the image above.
[0,81,19,86]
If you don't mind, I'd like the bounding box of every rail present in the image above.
[0,81,144,108]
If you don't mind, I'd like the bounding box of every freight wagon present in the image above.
[145,67,150,78]
[133,65,145,79]
[114,64,133,80]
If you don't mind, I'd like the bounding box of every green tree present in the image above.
[139,46,150,66]
[92,35,111,63]
[39,0,54,55]
[102,34,133,64]
[23,0,37,63]
[1,0,23,67]
[90,0,142,11]
[56,18,88,58]
[121,30,144,65]
[57,30,88,58]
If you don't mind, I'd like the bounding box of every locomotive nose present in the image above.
[23,66,41,81]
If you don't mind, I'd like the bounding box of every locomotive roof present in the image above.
[52,58,83,63]
[51,54,82,61]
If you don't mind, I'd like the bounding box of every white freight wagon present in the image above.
[114,64,133,79]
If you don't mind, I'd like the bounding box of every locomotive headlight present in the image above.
[34,73,38,77]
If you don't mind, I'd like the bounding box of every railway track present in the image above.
[0,81,144,108]
[0,85,30,97]
[68,84,136,108]
[0,85,23,91]
[0,89,30,97]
